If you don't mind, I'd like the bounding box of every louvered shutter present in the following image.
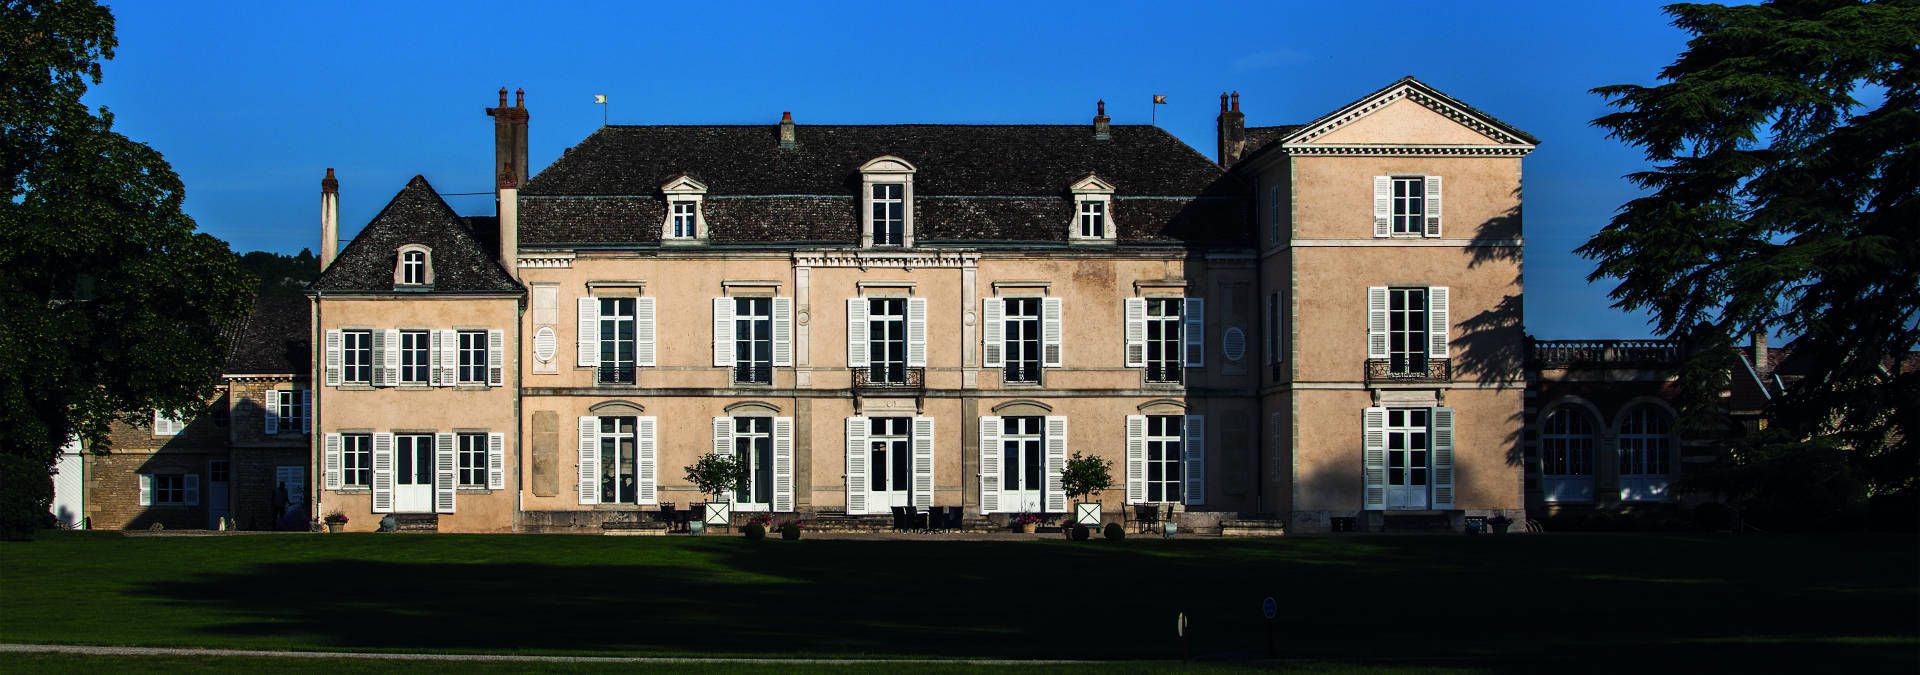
[577,297,599,367]
[381,329,400,387]
[845,416,869,514]
[1431,407,1456,510]
[434,432,456,513]
[371,432,395,513]
[138,473,153,506]
[771,297,793,367]
[1373,176,1392,237]
[712,297,735,367]
[1362,407,1387,511]
[1367,287,1389,359]
[369,330,387,386]
[636,417,657,504]
[1423,175,1443,237]
[430,330,445,386]
[323,433,342,489]
[1427,286,1450,360]
[710,417,735,504]
[1123,298,1147,368]
[1125,415,1147,503]
[577,416,599,504]
[772,416,794,512]
[1183,298,1206,368]
[981,298,1004,368]
[487,432,506,490]
[1045,416,1068,512]
[263,391,280,435]
[846,298,869,367]
[912,416,934,509]
[978,416,1002,514]
[1183,415,1205,506]
[906,297,928,368]
[301,389,313,433]
[437,330,457,386]
[184,474,200,506]
[635,297,656,367]
[1042,297,1064,367]
[324,330,342,386]
[487,329,505,386]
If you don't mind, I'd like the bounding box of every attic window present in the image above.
[1068,174,1117,242]
[859,156,916,248]
[660,175,709,243]
[395,245,433,287]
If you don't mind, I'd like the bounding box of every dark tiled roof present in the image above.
[224,294,312,375]
[310,176,522,293]
[1244,125,1300,154]
[519,124,1245,247]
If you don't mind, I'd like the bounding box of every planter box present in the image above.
[1074,503,1102,526]
[703,502,732,527]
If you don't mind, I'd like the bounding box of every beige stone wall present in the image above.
[1290,155,1522,242]
[227,376,310,448]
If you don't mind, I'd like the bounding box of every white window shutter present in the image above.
[437,330,457,386]
[1431,407,1456,510]
[1362,407,1387,511]
[487,431,506,491]
[371,432,395,513]
[1125,416,1147,503]
[301,389,313,434]
[981,298,1004,368]
[263,391,280,435]
[381,329,400,387]
[1183,415,1205,506]
[434,432,456,514]
[1367,287,1390,359]
[184,473,200,506]
[978,416,1002,514]
[138,473,153,506]
[635,297,656,367]
[1428,286,1451,360]
[1042,297,1064,368]
[1045,416,1068,513]
[1424,175,1443,237]
[577,417,600,504]
[771,297,793,367]
[906,297,928,368]
[577,297,599,367]
[1373,176,1392,237]
[911,416,934,509]
[487,329,505,386]
[846,298,869,368]
[845,416,869,515]
[323,434,342,490]
[710,417,734,504]
[1123,298,1147,368]
[324,330,342,386]
[772,417,795,512]
[1183,297,1206,368]
[712,297,735,367]
[429,329,445,386]
[636,417,657,505]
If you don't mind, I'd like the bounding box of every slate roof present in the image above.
[224,294,312,375]
[519,124,1245,247]
[310,176,522,293]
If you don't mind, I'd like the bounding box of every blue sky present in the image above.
[90,1,1694,339]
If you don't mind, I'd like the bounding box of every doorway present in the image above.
[395,434,434,513]
[868,418,912,510]
[999,417,1044,513]
[207,459,230,528]
[1386,409,1431,510]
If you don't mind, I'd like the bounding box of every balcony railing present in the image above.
[853,366,924,390]
[1365,358,1452,385]
[596,365,636,385]
[732,364,772,385]
[1146,363,1184,385]
[1529,339,1680,368]
[1002,363,1043,385]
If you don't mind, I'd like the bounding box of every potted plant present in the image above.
[1012,513,1043,534]
[1061,452,1114,529]
[744,513,773,540]
[684,453,746,532]
[1487,514,1514,535]
[780,520,803,540]
[323,511,348,533]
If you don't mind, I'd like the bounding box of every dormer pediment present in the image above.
[660,174,708,195]
[1283,77,1536,152]
[859,155,917,174]
[1068,173,1116,195]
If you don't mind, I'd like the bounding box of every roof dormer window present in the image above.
[395,245,433,287]
[660,175,709,243]
[859,156,916,248]
[1068,174,1117,243]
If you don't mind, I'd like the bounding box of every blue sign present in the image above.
[1262,596,1277,620]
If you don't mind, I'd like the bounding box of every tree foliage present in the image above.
[683,453,747,503]
[0,1,251,538]
[238,249,320,296]
[1060,452,1114,502]
[1583,0,1918,517]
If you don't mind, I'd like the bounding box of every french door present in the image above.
[394,434,434,513]
[1000,417,1044,513]
[868,418,912,509]
[1386,409,1430,509]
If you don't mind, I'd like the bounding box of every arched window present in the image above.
[1539,406,1596,502]
[1618,405,1674,501]
[395,245,432,287]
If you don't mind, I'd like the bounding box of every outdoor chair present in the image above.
[655,502,677,531]
[890,506,909,532]
[942,506,965,532]
[1134,503,1162,534]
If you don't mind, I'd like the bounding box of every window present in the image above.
[457,433,487,488]
[153,410,186,436]
[1078,201,1106,238]
[1001,416,1044,495]
[733,297,772,384]
[1145,415,1184,503]
[400,330,430,384]
[867,297,907,384]
[598,298,636,384]
[154,473,186,505]
[659,175,709,241]
[1145,299,1184,384]
[1266,292,1282,380]
[1542,409,1594,478]
[1391,177,1425,235]
[341,434,373,487]
[1388,288,1429,374]
[401,249,428,285]
[1619,406,1672,480]
[1387,408,1429,491]
[599,416,639,503]
[671,201,698,239]
[732,417,775,505]
[274,390,308,434]
[342,330,373,384]
[457,330,487,384]
[871,183,903,246]
[1268,184,1281,245]
[1002,298,1041,383]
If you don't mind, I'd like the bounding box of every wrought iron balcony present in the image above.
[1365,358,1452,385]
[853,366,924,390]
[732,364,772,385]
[1002,363,1043,385]
[596,365,636,385]
[1528,339,1680,368]
[1145,363,1185,385]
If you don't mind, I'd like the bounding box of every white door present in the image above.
[999,417,1045,513]
[207,459,231,528]
[394,435,434,513]
[1386,409,1431,510]
[275,465,306,529]
[868,418,912,510]
[50,440,84,529]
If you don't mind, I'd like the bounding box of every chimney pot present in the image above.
[498,87,508,107]
[1231,91,1240,112]
[321,167,338,194]
[779,111,797,149]
[1220,92,1229,112]
[515,88,524,108]
[1097,99,1105,116]
[319,168,340,270]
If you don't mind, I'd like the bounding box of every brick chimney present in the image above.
[779,111,797,149]
[1093,100,1111,140]
[320,168,339,270]
[485,88,529,274]
[1751,330,1768,373]
[1216,91,1246,166]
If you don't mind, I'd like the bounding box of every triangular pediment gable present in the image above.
[1283,77,1537,150]
[1068,173,1116,194]
[660,174,708,194]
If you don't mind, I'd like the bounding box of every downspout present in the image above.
[311,290,324,530]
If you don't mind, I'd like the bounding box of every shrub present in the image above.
[1103,522,1125,540]
[323,511,349,525]
[780,522,802,540]
[1070,524,1091,541]
[743,522,766,540]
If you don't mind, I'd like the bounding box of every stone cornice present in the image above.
[1279,145,1532,157]
[792,250,980,269]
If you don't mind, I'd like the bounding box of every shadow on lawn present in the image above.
[122,536,1919,668]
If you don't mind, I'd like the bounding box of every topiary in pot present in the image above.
[1104,522,1125,540]
[1071,524,1091,541]
[743,522,767,540]
[780,522,801,540]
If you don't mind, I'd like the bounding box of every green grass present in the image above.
[2,532,1916,671]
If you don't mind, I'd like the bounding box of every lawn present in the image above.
[1,531,1915,672]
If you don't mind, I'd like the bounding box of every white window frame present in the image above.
[342,330,373,384]
[270,389,310,435]
[867,297,908,383]
[1144,415,1184,503]
[1388,287,1430,374]
[341,433,373,488]
[1541,407,1596,503]
[598,297,636,384]
[456,330,488,385]
[153,410,186,437]
[1618,405,1674,502]
[399,330,431,385]
[1375,175,1443,238]
[1144,298,1184,384]
[731,416,775,509]
[859,156,916,248]
[1001,297,1042,383]
[732,297,773,384]
[395,245,433,287]
[1068,174,1117,242]
[1391,176,1426,235]
[456,432,488,488]
[659,175,709,242]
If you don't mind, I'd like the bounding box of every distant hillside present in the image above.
[239,249,320,296]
